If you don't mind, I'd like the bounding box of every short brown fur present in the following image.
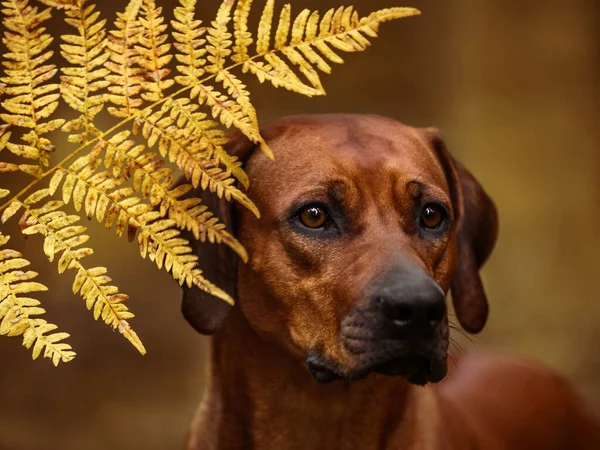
[182,115,600,450]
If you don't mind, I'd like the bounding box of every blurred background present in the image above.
[1,0,599,448]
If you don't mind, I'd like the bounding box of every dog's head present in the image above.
[181,114,497,385]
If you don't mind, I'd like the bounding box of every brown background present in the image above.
[1,0,599,449]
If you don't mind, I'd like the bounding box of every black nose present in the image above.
[375,266,446,335]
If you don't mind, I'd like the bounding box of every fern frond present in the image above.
[136,212,233,305]
[13,188,145,354]
[232,0,252,63]
[0,233,75,365]
[158,97,247,185]
[206,0,233,74]
[0,118,42,177]
[132,99,258,215]
[0,162,43,177]
[172,0,266,157]
[171,0,206,87]
[235,0,321,97]
[256,0,274,54]
[0,0,65,167]
[216,68,258,132]
[105,0,144,117]
[49,148,235,304]
[209,2,259,127]
[0,123,39,177]
[242,57,322,96]
[236,2,420,96]
[135,0,174,102]
[0,0,419,363]
[190,82,272,159]
[99,131,247,260]
[60,0,110,144]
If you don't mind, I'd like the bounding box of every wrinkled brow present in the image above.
[279,179,357,218]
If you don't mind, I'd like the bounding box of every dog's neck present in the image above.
[188,308,447,450]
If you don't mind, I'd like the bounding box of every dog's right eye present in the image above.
[298,205,328,229]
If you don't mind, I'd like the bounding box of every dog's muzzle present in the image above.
[307,263,449,385]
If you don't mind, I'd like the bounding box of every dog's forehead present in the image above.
[248,115,447,192]
[262,114,429,160]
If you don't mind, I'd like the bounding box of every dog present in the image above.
[180,114,600,449]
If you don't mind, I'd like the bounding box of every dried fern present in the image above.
[0,0,419,363]
[0,232,74,365]
[60,0,109,143]
[0,0,64,172]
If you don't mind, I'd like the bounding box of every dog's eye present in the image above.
[420,203,445,229]
[299,205,328,229]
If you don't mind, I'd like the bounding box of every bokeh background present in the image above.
[1,0,599,449]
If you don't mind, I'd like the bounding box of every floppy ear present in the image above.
[426,130,498,334]
[179,133,258,335]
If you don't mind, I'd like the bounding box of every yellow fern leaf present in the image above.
[59,0,110,144]
[231,1,321,96]
[136,212,233,305]
[235,2,420,95]
[160,97,248,186]
[256,0,274,54]
[242,58,322,97]
[0,123,26,176]
[49,147,234,304]
[171,0,206,86]
[0,233,75,365]
[0,164,43,178]
[98,132,247,260]
[17,190,145,354]
[206,0,234,74]
[136,0,174,102]
[159,183,247,261]
[132,99,258,215]
[0,0,65,167]
[190,83,272,159]
[274,3,291,50]
[234,0,312,97]
[105,0,144,117]
[173,0,262,156]
[1,200,21,223]
[217,68,258,127]
[232,0,253,63]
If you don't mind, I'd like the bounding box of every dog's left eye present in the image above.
[420,203,446,229]
[298,205,328,229]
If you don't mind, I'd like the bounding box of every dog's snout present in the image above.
[377,286,446,329]
[374,266,446,334]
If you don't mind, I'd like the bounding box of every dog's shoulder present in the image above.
[438,351,600,450]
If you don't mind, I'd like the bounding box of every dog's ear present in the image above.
[179,133,258,334]
[424,129,498,334]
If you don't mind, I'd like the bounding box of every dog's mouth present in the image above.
[371,354,437,385]
[306,352,445,385]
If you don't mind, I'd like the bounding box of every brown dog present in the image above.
[180,115,600,449]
